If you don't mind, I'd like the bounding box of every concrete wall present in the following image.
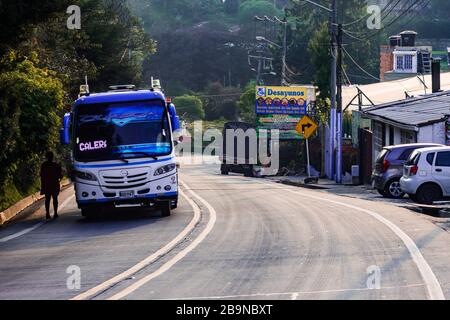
[417,121,446,144]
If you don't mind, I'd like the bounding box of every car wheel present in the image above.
[221,165,229,175]
[416,183,442,205]
[244,166,254,177]
[377,188,388,197]
[384,179,405,199]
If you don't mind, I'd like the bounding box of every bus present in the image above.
[60,83,180,218]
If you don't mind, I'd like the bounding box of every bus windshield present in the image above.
[74,100,172,163]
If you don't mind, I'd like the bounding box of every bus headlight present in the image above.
[154,164,176,176]
[75,171,98,181]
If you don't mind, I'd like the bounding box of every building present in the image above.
[362,91,450,164]
[380,31,433,81]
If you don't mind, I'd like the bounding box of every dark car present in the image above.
[372,143,444,198]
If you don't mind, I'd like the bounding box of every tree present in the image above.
[239,0,282,24]
[0,51,65,210]
[237,81,256,122]
[173,95,205,120]
[202,82,241,121]
[308,22,331,101]
[225,0,240,15]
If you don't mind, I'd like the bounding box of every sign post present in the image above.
[296,116,318,178]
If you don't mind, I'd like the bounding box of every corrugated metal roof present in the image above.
[362,91,450,129]
[343,72,450,111]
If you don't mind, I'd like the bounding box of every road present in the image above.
[1,161,450,300]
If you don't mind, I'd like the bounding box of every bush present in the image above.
[0,51,64,211]
[173,95,205,120]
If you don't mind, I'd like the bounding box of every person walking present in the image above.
[40,151,63,220]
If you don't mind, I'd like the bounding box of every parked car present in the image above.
[372,143,443,199]
[401,146,450,204]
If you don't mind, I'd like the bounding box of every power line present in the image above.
[342,46,380,81]
[343,0,426,40]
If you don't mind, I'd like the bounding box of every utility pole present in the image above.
[255,15,288,86]
[256,56,262,85]
[281,17,288,86]
[329,0,337,181]
[336,23,343,184]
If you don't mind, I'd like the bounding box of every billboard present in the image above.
[255,86,316,140]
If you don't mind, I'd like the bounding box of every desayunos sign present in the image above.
[255,86,315,115]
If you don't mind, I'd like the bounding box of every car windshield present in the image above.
[74,100,171,162]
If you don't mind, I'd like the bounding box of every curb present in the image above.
[276,179,329,190]
[0,180,73,227]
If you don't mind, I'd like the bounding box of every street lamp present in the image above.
[256,36,281,48]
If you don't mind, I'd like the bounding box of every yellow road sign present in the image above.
[295,116,318,139]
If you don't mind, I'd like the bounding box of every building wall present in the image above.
[371,120,446,166]
[380,45,394,81]
[417,122,446,144]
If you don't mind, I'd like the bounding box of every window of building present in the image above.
[395,54,414,71]
[373,122,383,153]
[400,129,416,144]
[396,55,404,70]
[404,55,413,70]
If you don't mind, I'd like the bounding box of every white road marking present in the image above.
[263,181,445,300]
[166,283,427,300]
[71,185,203,300]
[106,180,217,300]
[0,195,75,243]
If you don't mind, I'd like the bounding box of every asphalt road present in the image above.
[1,162,450,300]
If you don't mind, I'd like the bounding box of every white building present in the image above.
[362,91,450,164]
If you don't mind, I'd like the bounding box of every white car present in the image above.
[400,146,450,204]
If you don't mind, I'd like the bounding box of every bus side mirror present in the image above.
[60,112,71,145]
[168,103,180,131]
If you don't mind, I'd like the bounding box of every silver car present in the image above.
[371,143,443,199]
[401,146,450,204]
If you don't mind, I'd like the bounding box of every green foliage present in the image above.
[225,0,241,15]
[237,81,257,122]
[79,0,156,91]
[131,0,254,94]
[202,82,240,121]
[239,0,282,24]
[308,22,331,100]
[0,51,65,211]
[0,0,155,210]
[173,95,205,120]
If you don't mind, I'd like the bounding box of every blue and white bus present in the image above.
[60,84,180,218]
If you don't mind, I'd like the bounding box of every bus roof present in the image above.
[74,90,165,106]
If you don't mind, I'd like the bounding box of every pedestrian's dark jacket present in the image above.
[40,161,63,195]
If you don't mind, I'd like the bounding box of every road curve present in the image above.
[1,162,450,300]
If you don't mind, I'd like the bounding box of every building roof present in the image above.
[74,90,165,106]
[343,72,450,111]
[362,91,450,131]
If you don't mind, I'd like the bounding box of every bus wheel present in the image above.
[161,202,171,217]
[81,208,95,219]
[171,199,178,210]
